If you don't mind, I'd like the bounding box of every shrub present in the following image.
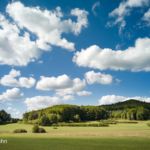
[38,128,46,133]
[32,124,46,133]
[13,129,27,133]
[147,122,150,127]
[32,124,39,133]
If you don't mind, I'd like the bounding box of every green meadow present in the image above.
[0,121,150,150]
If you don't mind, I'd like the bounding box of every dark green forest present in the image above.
[0,110,11,124]
[23,100,150,126]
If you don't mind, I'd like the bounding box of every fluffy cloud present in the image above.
[7,2,88,51]
[19,77,36,88]
[77,91,92,96]
[25,89,91,111]
[55,78,86,97]
[98,95,150,105]
[0,2,88,66]
[0,88,23,101]
[143,9,150,25]
[26,75,82,110]
[70,8,88,35]
[36,74,86,92]
[0,69,36,88]
[25,96,64,110]
[0,14,41,66]
[36,74,91,101]
[73,37,150,71]
[108,0,149,33]
[84,71,113,85]
[36,74,73,91]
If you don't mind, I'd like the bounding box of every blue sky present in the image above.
[0,0,150,118]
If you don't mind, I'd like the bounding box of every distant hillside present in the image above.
[23,99,150,125]
[102,99,150,111]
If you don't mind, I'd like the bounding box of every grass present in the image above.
[0,121,150,150]
[0,137,150,150]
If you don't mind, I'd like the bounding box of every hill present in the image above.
[102,99,150,110]
[23,99,150,125]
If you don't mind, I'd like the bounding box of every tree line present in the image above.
[0,110,19,124]
[23,100,150,126]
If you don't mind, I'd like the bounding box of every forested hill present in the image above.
[102,99,150,111]
[23,100,150,125]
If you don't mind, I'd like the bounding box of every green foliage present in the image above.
[147,123,150,127]
[73,114,81,122]
[49,114,60,124]
[38,115,51,126]
[0,110,11,124]
[32,124,46,133]
[13,129,27,133]
[32,124,39,133]
[38,127,46,133]
[111,107,150,120]
[23,100,150,125]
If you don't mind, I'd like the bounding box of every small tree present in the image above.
[32,124,46,133]
[32,124,39,133]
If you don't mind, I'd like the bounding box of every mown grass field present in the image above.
[0,121,150,150]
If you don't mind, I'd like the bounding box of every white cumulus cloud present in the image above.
[0,88,23,101]
[84,71,113,85]
[36,74,86,93]
[0,69,36,88]
[0,2,88,66]
[36,74,73,91]
[25,96,64,111]
[36,74,90,100]
[7,1,88,51]
[0,14,41,66]
[73,37,150,71]
[77,91,92,96]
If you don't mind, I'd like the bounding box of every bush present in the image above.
[38,128,46,133]
[147,123,150,127]
[32,124,46,133]
[13,129,27,133]
[32,124,39,133]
